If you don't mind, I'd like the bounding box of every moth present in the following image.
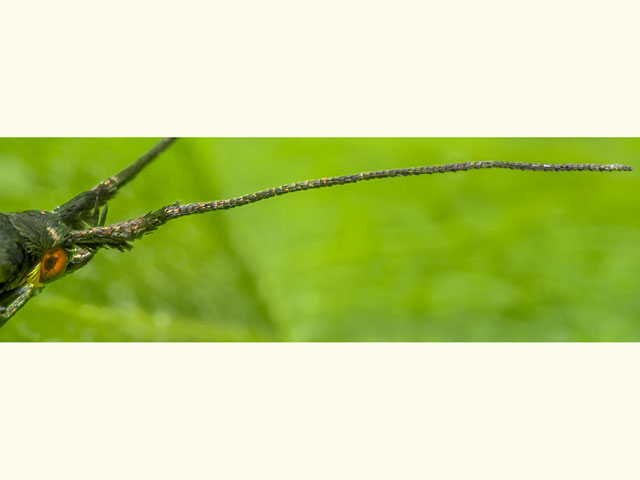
[0,138,633,327]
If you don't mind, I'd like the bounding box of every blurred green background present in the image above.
[0,138,638,341]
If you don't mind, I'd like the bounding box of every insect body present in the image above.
[0,139,633,327]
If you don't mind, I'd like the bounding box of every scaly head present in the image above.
[0,210,97,325]
[0,138,177,324]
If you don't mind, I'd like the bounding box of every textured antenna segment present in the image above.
[171,160,633,216]
[67,160,633,248]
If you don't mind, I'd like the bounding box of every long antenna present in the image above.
[67,160,633,249]
[55,138,178,225]
[96,137,178,197]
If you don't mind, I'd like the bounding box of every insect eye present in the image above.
[40,247,68,283]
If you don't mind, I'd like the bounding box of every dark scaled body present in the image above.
[0,213,30,293]
[0,211,71,324]
[0,139,633,327]
[0,137,177,325]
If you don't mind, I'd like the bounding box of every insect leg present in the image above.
[65,246,99,274]
[98,204,109,226]
[0,284,36,328]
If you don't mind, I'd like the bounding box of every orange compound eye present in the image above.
[40,247,68,283]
